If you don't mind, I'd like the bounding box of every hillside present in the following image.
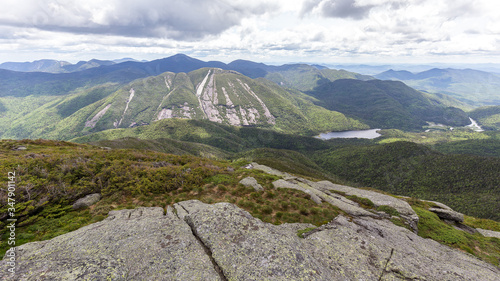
[375,68,500,106]
[0,54,473,138]
[0,139,499,278]
[67,120,500,221]
[305,79,470,130]
[74,119,333,153]
[469,105,500,130]
[0,68,367,140]
[311,141,500,220]
[228,61,373,91]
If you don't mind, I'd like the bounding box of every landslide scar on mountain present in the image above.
[115,88,135,128]
[85,104,111,128]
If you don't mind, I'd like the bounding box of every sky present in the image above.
[1,0,499,64]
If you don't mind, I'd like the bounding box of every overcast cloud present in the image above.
[1,0,275,39]
[0,0,499,64]
[301,0,375,19]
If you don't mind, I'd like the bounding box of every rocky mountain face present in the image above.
[81,66,366,130]
[112,68,277,128]
[3,200,499,280]
[2,162,499,280]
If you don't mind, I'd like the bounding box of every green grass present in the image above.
[0,139,341,257]
[376,205,400,216]
[297,227,317,238]
[463,216,500,232]
[413,206,500,266]
[345,195,375,209]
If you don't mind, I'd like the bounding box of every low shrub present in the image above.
[346,195,374,208]
[376,205,400,216]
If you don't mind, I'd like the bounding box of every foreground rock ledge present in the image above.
[2,200,499,281]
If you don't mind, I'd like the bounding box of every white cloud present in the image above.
[301,0,376,19]
[1,0,276,40]
[0,0,498,64]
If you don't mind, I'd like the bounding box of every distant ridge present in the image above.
[375,68,500,106]
[0,54,371,97]
[0,59,71,73]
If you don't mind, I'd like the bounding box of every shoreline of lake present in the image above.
[315,129,382,140]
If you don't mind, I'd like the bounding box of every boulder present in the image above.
[476,228,500,239]
[272,179,322,204]
[314,180,419,231]
[297,180,377,218]
[314,181,416,218]
[425,200,453,210]
[452,223,478,235]
[239,176,263,191]
[2,201,499,280]
[251,162,295,180]
[429,208,464,223]
[12,146,27,151]
[178,200,500,280]
[72,193,101,210]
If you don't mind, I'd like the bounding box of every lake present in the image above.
[315,129,382,140]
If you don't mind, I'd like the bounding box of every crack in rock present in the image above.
[378,248,394,281]
[174,204,228,281]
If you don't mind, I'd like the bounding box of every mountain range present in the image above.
[0,54,473,140]
[0,58,142,73]
[4,55,499,109]
[0,66,368,140]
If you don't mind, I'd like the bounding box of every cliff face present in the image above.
[2,200,499,281]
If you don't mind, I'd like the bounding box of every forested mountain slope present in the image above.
[376,68,500,106]
[306,79,470,130]
[469,105,500,130]
[0,68,367,140]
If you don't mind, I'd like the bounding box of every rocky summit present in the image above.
[2,200,499,281]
